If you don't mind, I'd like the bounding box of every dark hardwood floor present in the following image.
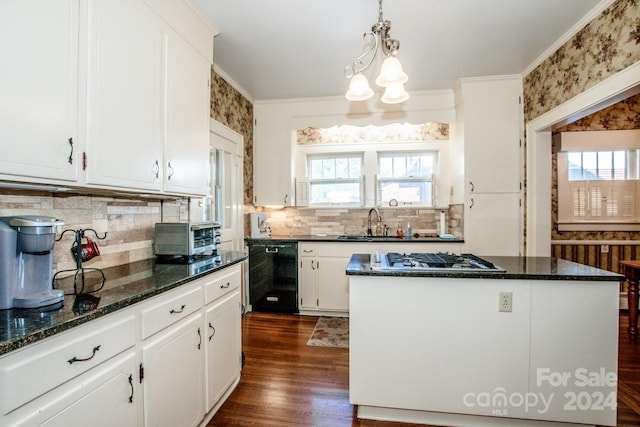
[209,312,640,427]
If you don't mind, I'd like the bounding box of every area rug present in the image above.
[307,316,349,348]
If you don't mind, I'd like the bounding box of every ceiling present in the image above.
[193,0,604,101]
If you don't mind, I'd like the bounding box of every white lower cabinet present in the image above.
[141,312,205,427]
[25,351,138,427]
[298,243,368,314]
[205,290,241,411]
[0,263,243,427]
[0,310,138,426]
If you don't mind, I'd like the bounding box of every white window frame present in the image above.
[376,151,437,207]
[295,140,447,208]
[306,153,364,207]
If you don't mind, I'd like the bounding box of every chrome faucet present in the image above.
[367,208,382,236]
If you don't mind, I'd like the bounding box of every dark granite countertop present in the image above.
[0,251,247,356]
[245,235,464,244]
[346,254,625,281]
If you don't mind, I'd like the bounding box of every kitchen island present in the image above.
[346,254,624,427]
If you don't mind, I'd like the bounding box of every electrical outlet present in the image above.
[499,292,513,312]
[601,244,609,254]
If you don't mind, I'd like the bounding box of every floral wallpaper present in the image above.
[297,122,449,145]
[523,0,640,122]
[210,70,254,204]
[555,92,640,131]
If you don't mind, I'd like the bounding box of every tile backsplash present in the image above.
[0,191,188,273]
[248,205,464,238]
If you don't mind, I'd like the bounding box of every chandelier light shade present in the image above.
[345,74,374,101]
[344,0,409,104]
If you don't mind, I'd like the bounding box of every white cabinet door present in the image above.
[0,0,79,182]
[461,77,522,194]
[465,193,521,256]
[85,0,164,191]
[37,352,138,427]
[205,291,241,411]
[317,257,350,311]
[11,351,138,427]
[164,30,210,196]
[142,313,204,427]
[253,103,292,206]
[298,256,317,310]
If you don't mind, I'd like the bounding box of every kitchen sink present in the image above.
[337,235,403,241]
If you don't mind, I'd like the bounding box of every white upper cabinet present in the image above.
[0,0,216,196]
[459,76,524,256]
[163,30,210,195]
[460,76,522,194]
[84,0,165,192]
[253,102,293,206]
[0,0,79,182]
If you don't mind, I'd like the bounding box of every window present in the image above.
[567,150,638,181]
[377,152,435,206]
[558,148,640,228]
[307,154,363,205]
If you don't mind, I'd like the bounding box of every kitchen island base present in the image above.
[357,406,595,427]
[348,258,621,427]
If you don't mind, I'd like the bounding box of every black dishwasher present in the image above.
[248,241,298,313]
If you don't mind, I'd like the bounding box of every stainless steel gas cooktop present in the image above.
[370,252,505,272]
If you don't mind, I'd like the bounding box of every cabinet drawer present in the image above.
[0,313,135,415]
[204,264,241,305]
[141,285,203,340]
[317,243,368,257]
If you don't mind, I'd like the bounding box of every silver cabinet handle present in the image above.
[167,162,174,180]
[152,160,159,179]
[266,247,279,253]
[220,282,230,289]
[470,181,475,192]
[470,198,474,209]
[284,194,288,204]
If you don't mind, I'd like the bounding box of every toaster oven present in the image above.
[154,222,221,257]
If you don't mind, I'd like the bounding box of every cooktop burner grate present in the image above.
[383,252,502,271]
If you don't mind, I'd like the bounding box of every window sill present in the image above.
[557,222,640,232]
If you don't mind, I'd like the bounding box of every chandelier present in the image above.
[344,0,409,104]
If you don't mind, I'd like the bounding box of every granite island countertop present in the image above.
[346,253,626,281]
[0,251,247,356]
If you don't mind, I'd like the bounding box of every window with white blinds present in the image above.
[559,148,640,229]
[569,181,638,221]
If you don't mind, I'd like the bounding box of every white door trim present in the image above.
[525,61,640,256]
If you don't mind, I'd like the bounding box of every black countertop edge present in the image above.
[345,254,626,282]
[245,235,464,243]
[0,251,247,356]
